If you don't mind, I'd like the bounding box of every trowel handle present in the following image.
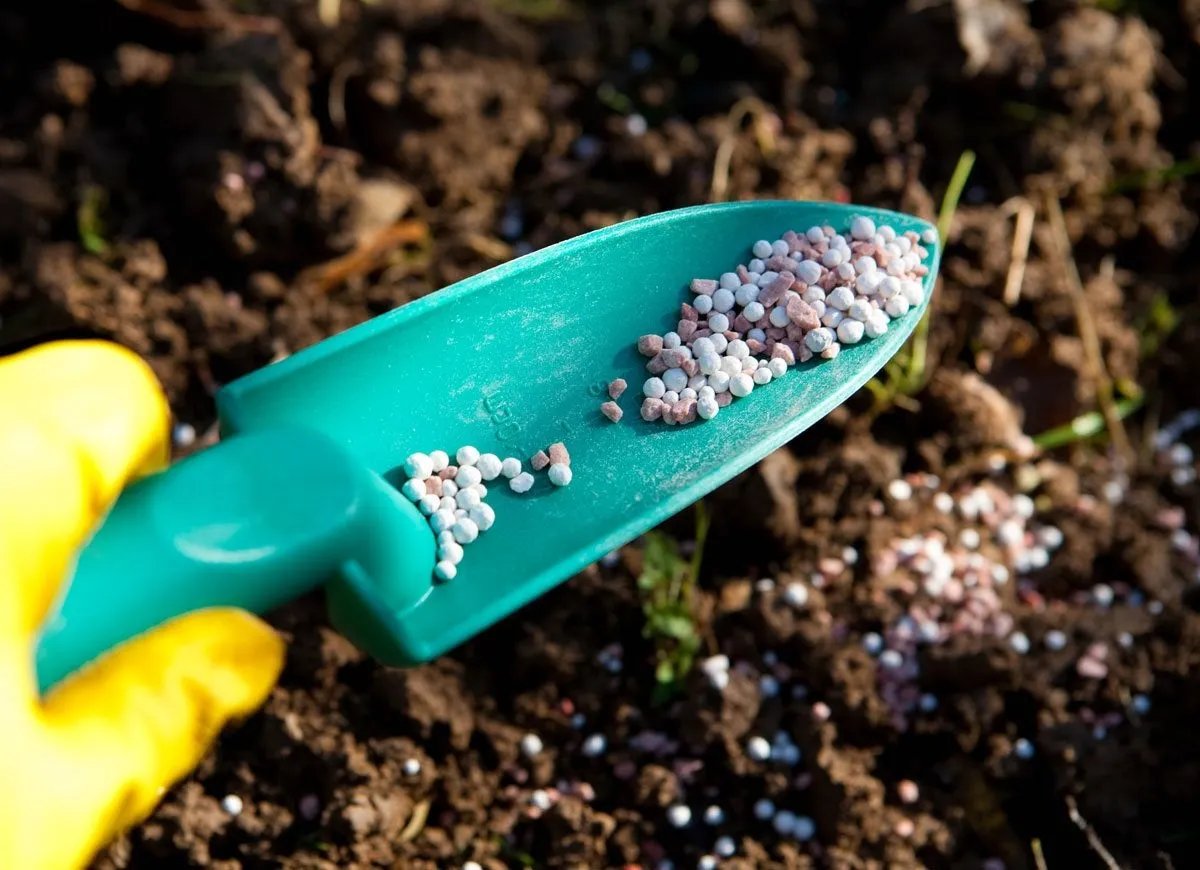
[35,427,435,694]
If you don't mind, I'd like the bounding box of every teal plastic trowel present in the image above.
[35,200,940,693]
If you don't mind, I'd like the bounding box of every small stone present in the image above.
[785,296,820,330]
[641,397,665,421]
[638,334,664,357]
[770,342,796,366]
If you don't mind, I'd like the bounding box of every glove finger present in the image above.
[36,607,284,865]
[0,340,170,641]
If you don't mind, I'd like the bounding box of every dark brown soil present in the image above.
[4,0,1200,868]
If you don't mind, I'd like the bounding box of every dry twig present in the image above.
[296,220,431,293]
[1001,196,1035,306]
[1043,192,1133,464]
[1066,795,1124,870]
[396,799,430,844]
[1031,838,1048,870]
[328,60,361,130]
[462,234,513,262]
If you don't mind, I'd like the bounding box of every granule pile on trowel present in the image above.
[400,441,572,583]
[598,217,936,424]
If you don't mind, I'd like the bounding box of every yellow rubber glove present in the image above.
[0,340,286,870]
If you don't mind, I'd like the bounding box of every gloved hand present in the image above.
[0,340,286,870]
